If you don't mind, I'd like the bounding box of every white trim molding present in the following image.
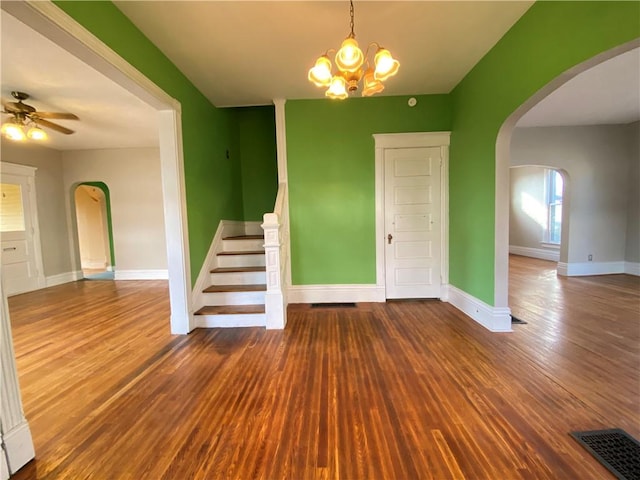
[114,270,169,280]
[45,271,82,287]
[447,285,513,332]
[509,245,560,262]
[288,284,385,304]
[373,132,451,300]
[557,261,627,277]
[1,278,35,476]
[625,262,640,276]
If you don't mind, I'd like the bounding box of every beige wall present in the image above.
[509,166,547,250]
[0,141,73,277]
[511,124,636,265]
[624,122,639,263]
[62,148,167,273]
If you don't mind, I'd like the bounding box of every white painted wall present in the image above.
[624,122,639,264]
[511,125,635,266]
[62,148,167,275]
[0,141,73,278]
[509,166,547,249]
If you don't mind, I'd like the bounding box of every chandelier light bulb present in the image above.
[325,76,349,100]
[362,68,385,97]
[308,55,333,87]
[335,37,364,73]
[374,48,400,81]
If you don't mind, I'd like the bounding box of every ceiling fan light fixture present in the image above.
[27,125,47,141]
[1,119,26,141]
[307,0,399,100]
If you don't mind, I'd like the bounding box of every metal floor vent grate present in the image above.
[311,303,357,308]
[570,428,640,480]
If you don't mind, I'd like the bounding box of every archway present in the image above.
[494,40,640,314]
[73,182,115,279]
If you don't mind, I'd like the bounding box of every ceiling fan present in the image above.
[2,91,79,140]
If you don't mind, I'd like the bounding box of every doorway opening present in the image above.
[509,166,568,265]
[73,182,115,280]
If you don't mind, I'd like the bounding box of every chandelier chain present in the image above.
[349,0,355,37]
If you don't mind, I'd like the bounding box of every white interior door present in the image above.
[384,147,441,299]
[1,164,44,296]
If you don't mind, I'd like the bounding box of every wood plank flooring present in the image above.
[7,256,640,479]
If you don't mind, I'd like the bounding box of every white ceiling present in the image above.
[1,2,638,152]
[518,47,640,127]
[114,1,534,107]
[1,11,159,151]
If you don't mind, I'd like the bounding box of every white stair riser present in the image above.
[217,254,265,268]
[222,239,264,251]
[194,313,266,328]
[202,290,266,305]
[210,271,266,285]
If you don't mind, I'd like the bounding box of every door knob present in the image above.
[387,234,393,244]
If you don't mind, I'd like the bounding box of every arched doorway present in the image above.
[495,41,640,316]
[73,182,115,280]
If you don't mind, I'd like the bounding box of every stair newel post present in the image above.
[262,212,286,329]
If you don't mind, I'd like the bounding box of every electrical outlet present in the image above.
[588,254,593,261]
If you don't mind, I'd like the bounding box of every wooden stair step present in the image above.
[218,250,264,256]
[203,284,266,293]
[194,304,265,315]
[210,266,266,273]
[223,235,264,240]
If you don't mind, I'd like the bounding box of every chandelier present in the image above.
[307,0,400,99]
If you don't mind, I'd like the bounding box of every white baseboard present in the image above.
[447,285,512,332]
[509,245,559,262]
[114,269,168,280]
[3,420,34,475]
[288,284,386,304]
[557,261,626,276]
[1,452,8,480]
[625,262,640,276]
[45,270,81,287]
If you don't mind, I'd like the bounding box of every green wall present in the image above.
[449,1,640,304]
[286,95,451,284]
[54,1,243,285]
[230,106,278,221]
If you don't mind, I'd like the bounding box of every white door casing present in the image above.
[384,147,442,298]
[374,132,450,300]
[0,162,45,296]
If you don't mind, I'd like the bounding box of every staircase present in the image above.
[194,233,267,327]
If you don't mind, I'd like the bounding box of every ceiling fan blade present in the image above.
[37,118,75,135]
[34,112,79,120]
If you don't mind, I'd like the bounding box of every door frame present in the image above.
[373,132,450,300]
[1,162,46,294]
[2,1,192,334]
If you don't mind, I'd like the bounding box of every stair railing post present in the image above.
[262,212,285,329]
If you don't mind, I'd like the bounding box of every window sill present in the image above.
[540,242,560,250]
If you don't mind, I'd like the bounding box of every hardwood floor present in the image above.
[6,257,639,479]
